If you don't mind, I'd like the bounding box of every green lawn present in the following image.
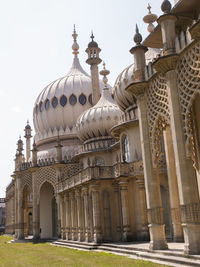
[0,235,169,267]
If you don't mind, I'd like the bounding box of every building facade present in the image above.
[5,0,200,255]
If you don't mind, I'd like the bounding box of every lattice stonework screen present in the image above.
[21,172,32,191]
[177,41,200,164]
[147,74,170,166]
[36,166,57,192]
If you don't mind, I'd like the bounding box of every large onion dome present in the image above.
[76,64,122,142]
[33,28,104,145]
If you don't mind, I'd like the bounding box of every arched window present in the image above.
[79,94,87,105]
[88,94,93,105]
[39,102,44,112]
[69,94,77,106]
[122,135,130,162]
[60,95,67,107]
[52,97,58,109]
[45,99,50,110]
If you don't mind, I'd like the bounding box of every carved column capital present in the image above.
[147,207,164,225]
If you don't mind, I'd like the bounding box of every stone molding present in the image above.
[181,203,200,223]
[189,20,200,41]
[152,54,179,73]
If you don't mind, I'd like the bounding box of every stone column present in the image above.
[163,126,183,242]
[76,189,83,241]
[32,172,40,240]
[17,177,24,240]
[91,183,102,243]
[14,177,18,238]
[56,194,61,238]
[136,178,149,240]
[82,187,90,242]
[60,195,66,239]
[65,193,71,240]
[137,94,167,250]
[70,191,77,241]
[166,70,200,254]
[119,179,131,241]
[112,183,122,241]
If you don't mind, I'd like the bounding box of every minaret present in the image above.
[86,32,102,105]
[143,3,158,33]
[24,120,32,162]
[17,136,24,165]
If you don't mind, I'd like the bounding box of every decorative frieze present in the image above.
[181,203,200,223]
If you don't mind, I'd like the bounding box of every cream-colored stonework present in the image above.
[5,0,200,256]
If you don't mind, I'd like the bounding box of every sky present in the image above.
[0,0,164,197]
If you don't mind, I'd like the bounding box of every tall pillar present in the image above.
[60,195,66,239]
[163,126,183,242]
[136,178,149,240]
[76,189,83,241]
[65,193,71,240]
[14,176,18,238]
[56,194,61,238]
[119,179,131,241]
[70,191,77,241]
[32,172,40,240]
[112,183,122,241]
[82,187,90,242]
[17,177,24,240]
[91,183,102,243]
[137,94,168,250]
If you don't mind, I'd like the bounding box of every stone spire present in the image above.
[86,32,102,105]
[143,3,158,33]
[133,24,143,45]
[24,120,32,161]
[17,135,24,154]
[72,24,79,56]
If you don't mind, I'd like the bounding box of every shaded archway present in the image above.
[23,185,32,237]
[39,182,58,239]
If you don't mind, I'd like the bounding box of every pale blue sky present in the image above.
[0,0,163,197]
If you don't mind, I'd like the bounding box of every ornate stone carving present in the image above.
[147,207,164,225]
[189,20,200,41]
[181,203,200,223]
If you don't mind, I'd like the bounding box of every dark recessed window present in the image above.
[39,102,43,112]
[88,94,93,105]
[69,94,77,106]
[45,99,50,110]
[79,94,87,105]
[60,95,67,107]
[52,97,58,109]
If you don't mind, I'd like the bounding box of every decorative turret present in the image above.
[31,139,38,167]
[86,32,102,105]
[24,120,32,161]
[143,3,158,33]
[17,136,24,154]
[130,25,148,82]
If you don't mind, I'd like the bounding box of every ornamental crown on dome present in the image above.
[76,63,123,142]
[33,27,105,145]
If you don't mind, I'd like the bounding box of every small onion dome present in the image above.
[76,64,122,142]
[88,32,98,48]
[25,120,31,130]
[112,64,136,112]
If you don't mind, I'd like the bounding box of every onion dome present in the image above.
[112,63,136,112]
[143,4,158,33]
[33,27,104,145]
[88,32,98,48]
[76,63,122,142]
[161,0,172,14]
[17,136,24,154]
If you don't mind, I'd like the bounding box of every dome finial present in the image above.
[161,0,172,14]
[72,24,79,56]
[134,24,143,45]
[91,31,94,41]
[143,3,158,33]
[100,62,110,88]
